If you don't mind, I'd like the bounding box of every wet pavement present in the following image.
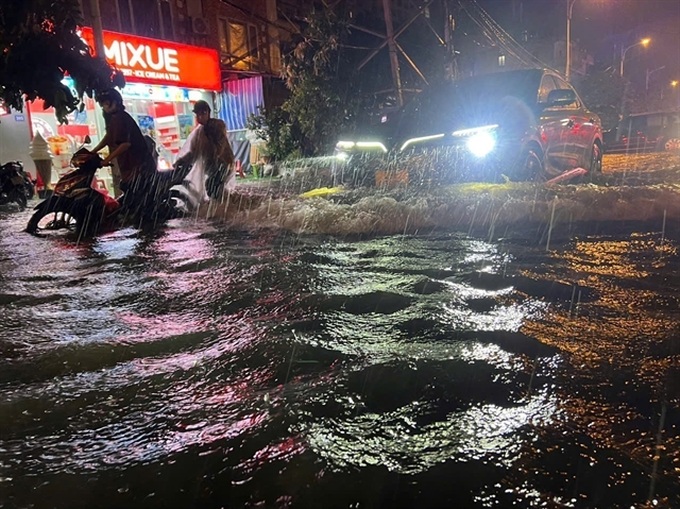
[0,194,679,508]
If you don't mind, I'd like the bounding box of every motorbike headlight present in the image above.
[452,124,498,158]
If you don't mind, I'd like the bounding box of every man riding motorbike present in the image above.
[90,88,158,222]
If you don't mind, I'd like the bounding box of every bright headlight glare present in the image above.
[452,124,499,137]
[336,141,356,149]
[336,151,350,161]
[355,141,388,152]
[399,133,445,152]
[466,131,496,157]
[336,140,387,153]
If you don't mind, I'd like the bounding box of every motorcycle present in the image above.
[0,160,35,209]
[25,147,193,237]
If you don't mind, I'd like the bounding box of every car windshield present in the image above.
[394,70,542,136]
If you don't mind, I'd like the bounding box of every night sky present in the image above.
[474,0,680,84]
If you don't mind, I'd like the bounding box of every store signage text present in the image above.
[105,41,180,82]
[80,27,221,90]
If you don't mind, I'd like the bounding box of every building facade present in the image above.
[19,0,286,186]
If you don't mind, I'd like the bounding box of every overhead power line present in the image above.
[457,0,559,74]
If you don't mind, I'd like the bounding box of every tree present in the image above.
[247,106,301,162]
[279,5,364,157]
[0,0,122,123]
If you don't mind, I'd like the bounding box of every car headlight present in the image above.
[399,133,445,152]
[452,124,499,158]
[335,140,388,153]
[466,131,496,157]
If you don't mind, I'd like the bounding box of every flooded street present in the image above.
[0,200,679,509]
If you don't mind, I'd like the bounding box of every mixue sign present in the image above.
[80,28,221,90]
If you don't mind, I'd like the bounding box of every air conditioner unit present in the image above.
[191,17,208,35]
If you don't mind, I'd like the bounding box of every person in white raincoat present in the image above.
[172,100,236,211]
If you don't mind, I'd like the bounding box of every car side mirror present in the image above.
[83,135,91,145]
[546,89,576,107]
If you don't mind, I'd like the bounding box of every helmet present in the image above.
[96,88,123,105]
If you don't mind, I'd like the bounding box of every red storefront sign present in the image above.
[80,27,221,91]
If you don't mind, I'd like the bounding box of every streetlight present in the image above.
[565,0,577,81]
[646,66,665,91]
[671,80,679,107]
[620,38,650,77]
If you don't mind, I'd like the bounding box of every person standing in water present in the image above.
[174,100,236,205]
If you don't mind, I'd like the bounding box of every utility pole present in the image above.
[646,66,665,91]
[382,0,404,107]
[565,0,576,81]
[444,0,456,81]
[89,0,106,58]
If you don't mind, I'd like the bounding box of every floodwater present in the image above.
[0,199,679,509]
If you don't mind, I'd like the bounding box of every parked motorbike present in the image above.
[25,147,193,237]
[0,160,35,209]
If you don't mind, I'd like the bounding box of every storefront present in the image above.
[0,103,32,174]
[27,28,221,192]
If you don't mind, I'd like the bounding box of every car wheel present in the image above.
[512,147,544,182]
[589,142,603,173]
[577,143,603,184]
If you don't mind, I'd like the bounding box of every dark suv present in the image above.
[603,111,680,154]
[334,68,603,184]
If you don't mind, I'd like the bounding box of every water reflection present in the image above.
[305,389,557,475]
[0,207,678,508]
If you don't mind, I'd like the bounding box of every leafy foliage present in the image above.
[0,0,123,123]
[252,4,451,160]
[278,6,364,157]
[247,106,301,161]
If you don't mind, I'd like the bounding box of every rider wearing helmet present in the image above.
[91,88,157,220]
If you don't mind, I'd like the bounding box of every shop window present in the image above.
[248,25,260,62]
[219,18,260,70]
[218,19,231,55]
